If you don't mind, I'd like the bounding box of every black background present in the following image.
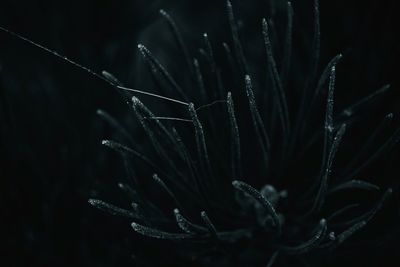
[1,0,399,266]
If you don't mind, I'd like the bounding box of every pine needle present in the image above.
[227,92,242,180]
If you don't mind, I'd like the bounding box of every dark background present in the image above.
[1,0,399,266]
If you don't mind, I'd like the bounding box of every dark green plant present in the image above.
[90,1,398,265]
[1,0,398,266]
